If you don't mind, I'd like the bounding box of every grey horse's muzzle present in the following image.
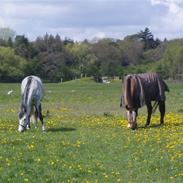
[18,124,25,132]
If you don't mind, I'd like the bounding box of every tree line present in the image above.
[0,27,183,82]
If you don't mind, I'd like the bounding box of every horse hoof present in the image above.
[42,125,46,131]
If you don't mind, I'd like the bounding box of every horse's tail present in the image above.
[162,80,169,92]
[157,76,169,101]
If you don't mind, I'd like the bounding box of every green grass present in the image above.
[0,78,182,183]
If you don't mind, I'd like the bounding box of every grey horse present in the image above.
[18,76,45,132]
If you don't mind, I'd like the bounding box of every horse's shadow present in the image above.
[139,121,183,129]
[47,127,76,132]
[139,123,162,129]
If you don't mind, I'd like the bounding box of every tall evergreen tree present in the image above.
[138,27,160,50]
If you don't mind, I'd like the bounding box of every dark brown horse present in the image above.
[120,73,169,130]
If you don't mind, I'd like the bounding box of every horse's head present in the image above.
[18,106,29,132]
[126,109,137,130]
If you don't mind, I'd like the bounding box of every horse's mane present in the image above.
[136,75,145,107]
[124,74,145,109]
[124,75,132,109]
[22,76,33,106]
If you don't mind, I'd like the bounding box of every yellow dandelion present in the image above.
[24,178,29,182]
[27,144,35,150]
[50,161,55,165]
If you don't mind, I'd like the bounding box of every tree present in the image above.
[138,27,160,50]
[119,35,144,66]
[91,38,122,78]
[14,35,35,59]
[0,47,26,82]
[0,27,16,41]
[64,42,93,78]
[161,39,183,79]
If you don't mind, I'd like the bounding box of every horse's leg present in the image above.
[134,108,138,129]
[32,106,38,128]
[135,109,138,117]
[26,108,31,129]
[159,101,165,125]
[38,103,45,131]
[145,102,152,127]
[27,117,31,129]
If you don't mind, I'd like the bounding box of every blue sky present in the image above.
[0,0,183,41]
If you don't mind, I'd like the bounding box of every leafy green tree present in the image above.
[14,35,35,59]
[32,34,67,81]
[37,52,65,82]
[119,35,144,66]
[0,47,26,82]
[1,28,183,82]
[160,39,183,79]
[142,43,165,63]
[91,38,121,78]
[64,42,93,78]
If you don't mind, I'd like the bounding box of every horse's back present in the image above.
[137,73,169,91]
[137,73,168,101]
[21,76,44,101]
[123,73,169,107]
[138,73,160,82]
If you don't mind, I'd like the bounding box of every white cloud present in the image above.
[0,17,6,27]
[150,0,183,39]
[95,32,106,39]
[151,0,182,13]
[0,0,183,41]
[0,2,70,19]
[0,0,151,41]
[0,1,73,38]
[42,25,144,41]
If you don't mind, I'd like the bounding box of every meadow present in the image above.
[0,78,182,183]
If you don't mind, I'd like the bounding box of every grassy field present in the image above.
[0,78,182,183]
